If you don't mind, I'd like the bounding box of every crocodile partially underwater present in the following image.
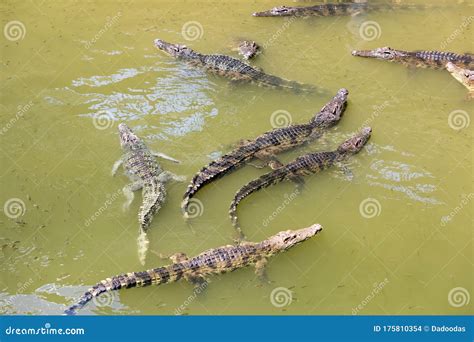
[154,39,322,93]
[253,2,435,17]
[446,62,473,99]
[64,223,323,315]
[112,123,185,265]
[352,47,474,69]
[229,127,372,232]
[233,40,261,60]
[181,88,349,216]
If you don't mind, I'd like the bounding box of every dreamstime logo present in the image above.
[4,21,26,41]
[359,21,382,41]
[186,198,204,218]
[448,110,470,130]
[92,110,113,130]
[270,287,292,308]
[359,198,381,219]
[92,292,115,308]
[448,287,470,308]
[3,198,26,219]
[181,21,203,41]
[270,110,292,128]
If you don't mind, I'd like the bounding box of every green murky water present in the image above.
[0,0,472,315]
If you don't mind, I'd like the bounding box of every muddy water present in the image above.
[0,0,472,315]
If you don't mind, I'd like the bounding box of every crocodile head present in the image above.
[118,123,144,151]
[351,47,408,61]
[154,39,198,59]
[337,127,372,155]
[269,224,323,251]
[312,88,349,127]
[253,6,297,17]
[446,62,474,90]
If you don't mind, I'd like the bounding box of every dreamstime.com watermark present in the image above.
[263,17,296,49]
[0,278,34,308]
[359,198,382,219]
[3,20,26,41]
[181,21,204,41]
[440,193,473,227]
[440,16,474,49]
[359,21,382,41]
[448,110,470,131]
[0,101,34,136]
[263,189,300,227]
[186,198,204,219]
[4,323,84,336]
[84,189,122,227]
[352,278,389,315]
[84,12,122,49]
[270,109,292,128]
[174,280,210,315]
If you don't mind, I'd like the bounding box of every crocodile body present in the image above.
[64,223,323,315]
[113,123,184,265]
[229,127,372,231]
[154,39,322,93]
[446,62,474,98]
[352,47,474,69]
[181,89,349,216]
[253,3,432,17]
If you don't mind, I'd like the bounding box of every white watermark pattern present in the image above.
[359,21,381,41]
[0,101,34,136]
[359,198,381,219]
[262,17,296,49]
[4,20,26,41]
[352,278,389,315]
[270,287,292,308]
[181,21,204,41]
[270,110,292,129]
[448,110,470,131]
[174,280,209,315]
[262,189,300,227]
[440,193,473,226]
[3,198,26,219]
[440,16,474,49]
[448,287,470,308]
[84,189,122,227]
[186,198,204,218]
[84,12,121,49]
[92,291,115,308]
[92,110,114,130]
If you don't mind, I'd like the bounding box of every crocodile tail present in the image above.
[64,267,171,315]
[229,168,287,229]
[182,147,257,216]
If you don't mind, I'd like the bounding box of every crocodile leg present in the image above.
[111,158,123,176]
[122,181,143,211]
[157,171,186,183]
[254,151,285,170]
[255,257,270,283]
[152,151,180,164]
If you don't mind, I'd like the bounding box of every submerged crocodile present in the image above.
[233,40,261,60]
[154,39,323,93]
[64,223,323,315]
[352,47,474,69]
[112,123,185,265]
[181,88,349,216]
[229,127,372,232]
[253,2,434,17]
[446,62,473,99]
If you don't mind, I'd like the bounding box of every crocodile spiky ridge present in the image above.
[229,127,372,232]
[64,223,323,315]
[181,88,349,216]
[154,39,323,93]
[352,47,474,69]
[252,3,432,17]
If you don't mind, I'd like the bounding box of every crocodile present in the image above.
[253,2,434,17]
[112,123,185,265]
[154,39,323,93]
[233,40,261,60]
[352,47,474,69]
[229,127,372,233]
[446,62,474,99]
[64,223,323,315]
[181,88,349,216]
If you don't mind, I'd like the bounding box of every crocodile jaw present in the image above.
[270,224,323,251]
[253,6,295,17]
